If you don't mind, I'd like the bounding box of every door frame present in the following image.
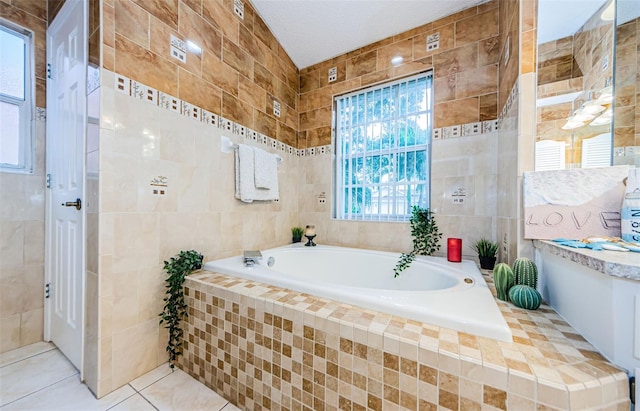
[44,0,88,378]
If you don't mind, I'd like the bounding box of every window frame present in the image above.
[332,72,434,222]
[0,20,34,174]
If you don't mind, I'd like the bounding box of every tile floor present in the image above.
[0,342,240,411]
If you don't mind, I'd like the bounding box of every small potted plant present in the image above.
[472,238,499,270]
[291,226,304,243]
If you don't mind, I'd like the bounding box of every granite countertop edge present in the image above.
[534,240,640,281]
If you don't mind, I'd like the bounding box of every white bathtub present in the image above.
[204,244,512,341]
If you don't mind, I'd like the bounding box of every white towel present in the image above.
[235,144,255,203]
[253,146,278,190]
[235,144,279,203]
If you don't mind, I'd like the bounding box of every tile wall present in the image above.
[297,133,498,258]
[516,0,538,261]
[498,0,519,116]
[298,0,501,149]
[92,70,301,396]
[0,0,48,354]
[614,17,640,154]
[495,0,530,264]
[537,36,583,85]
[535,2,615,167]
[572,4,614,94]
[85,75,101,393]
[101,0,299,147]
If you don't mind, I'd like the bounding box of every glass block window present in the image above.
[0,22,33,173]
[334,72,433,221]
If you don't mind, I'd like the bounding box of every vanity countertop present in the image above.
[534,240,640,281]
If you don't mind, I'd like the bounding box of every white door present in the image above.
[45,0,87,372]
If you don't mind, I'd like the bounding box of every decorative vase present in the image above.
[509,285,542,310]
[492,263,514,301]
[478,256,496,270]
[292,236,302,243]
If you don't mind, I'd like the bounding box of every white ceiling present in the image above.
[251,0,488,69]
[537,0,608,44]
[252,0,640,69]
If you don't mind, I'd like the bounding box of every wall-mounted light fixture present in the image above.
[186,40,202,55]
[391,56,403,65]
[561,79,613,129]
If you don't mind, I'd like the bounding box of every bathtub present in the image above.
[203,244,512,341]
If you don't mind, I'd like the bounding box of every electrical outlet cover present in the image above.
[234,0,244,19]
[426,32,440,51]
[328,67,337,83]
[273,100,281,117]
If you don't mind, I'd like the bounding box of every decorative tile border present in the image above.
[35,107,46,122]
[112,73,331,158]
[87,65,100,94]
[433,120,498,141]
[497,81,520,130]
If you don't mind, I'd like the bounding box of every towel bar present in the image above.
[221,135,282,164]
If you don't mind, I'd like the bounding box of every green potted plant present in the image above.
[291,226,304,243]
[471,238,499,269]
[159,250,203,368]
[393,206,442,277]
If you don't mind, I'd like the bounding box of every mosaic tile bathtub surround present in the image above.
[180,271,629,411]
[113,74,331,158]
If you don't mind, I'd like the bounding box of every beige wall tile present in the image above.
[377,39,413,72]
[115,34,179,96]
[433,43,478,78]
[149,16,202,77]
[455,8,499,47]
[223,38,253,79]
[179,4,221,55]
[111,319,159,389]
[346,51,378,80]
[178,68,221,113]
[115,0,150,49]
[455,65,498,99]
[222,91,254,126]
[202,0,239,43]
[131,0,178,30]
[0,314,21,353]
[202,52,238,96]
[434,97,479,128]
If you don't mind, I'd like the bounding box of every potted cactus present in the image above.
[471,238,499,269]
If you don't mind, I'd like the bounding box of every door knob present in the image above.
[63,198,82,210]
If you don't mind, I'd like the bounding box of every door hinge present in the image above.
[47,63,52,79]
[46,174,52,189]
[45,283,51,299]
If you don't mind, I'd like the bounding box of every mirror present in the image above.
[613,0,640,167]
[535,0,616,170]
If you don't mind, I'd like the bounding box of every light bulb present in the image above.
[562,119,585,130]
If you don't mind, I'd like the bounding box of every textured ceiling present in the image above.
[251,0,488,69]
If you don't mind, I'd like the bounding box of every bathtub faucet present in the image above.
[243,250,263,267]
